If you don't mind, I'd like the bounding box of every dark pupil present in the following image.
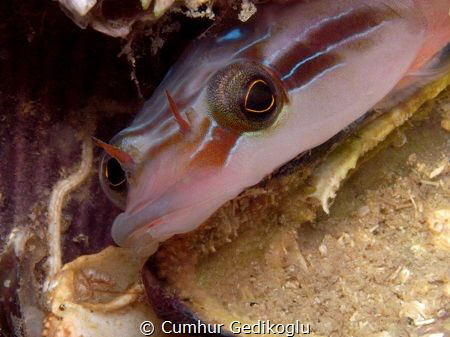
[245,80,274,113]
[106,158,126,187]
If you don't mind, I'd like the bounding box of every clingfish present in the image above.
[97,0,450,250]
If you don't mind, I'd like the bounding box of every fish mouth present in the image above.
[110,171,241,249]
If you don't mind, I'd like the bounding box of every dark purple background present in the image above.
[0,1,212,335]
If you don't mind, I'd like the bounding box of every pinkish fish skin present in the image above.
[99,0,450,251]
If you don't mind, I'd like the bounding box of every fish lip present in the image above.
[110,195,201,248]
[111,208,188,250]
[111,173,243,250]
[111,199,207,248]
[111,211,149,247]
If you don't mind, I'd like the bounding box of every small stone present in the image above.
[318,243,327,256]
[357,205,370,217]
[441,119,450,132]
[427,209,450,233]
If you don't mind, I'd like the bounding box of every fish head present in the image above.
[99,55,290,250]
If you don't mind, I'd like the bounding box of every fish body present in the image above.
[99,0,450,249]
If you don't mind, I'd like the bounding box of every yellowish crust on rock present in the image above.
[59,0,216,37]
[309,72,450,214]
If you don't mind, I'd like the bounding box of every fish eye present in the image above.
[100,153,127,209]
[243,79,275,115]
[207,60,285,132]
[105,157,126,188]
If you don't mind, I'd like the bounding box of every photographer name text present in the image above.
[140,320,310,336]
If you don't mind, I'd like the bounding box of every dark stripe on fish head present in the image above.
[268,7,390,91]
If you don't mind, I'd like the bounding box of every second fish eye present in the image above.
[105,157,126,189]
[99,153,128,210]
